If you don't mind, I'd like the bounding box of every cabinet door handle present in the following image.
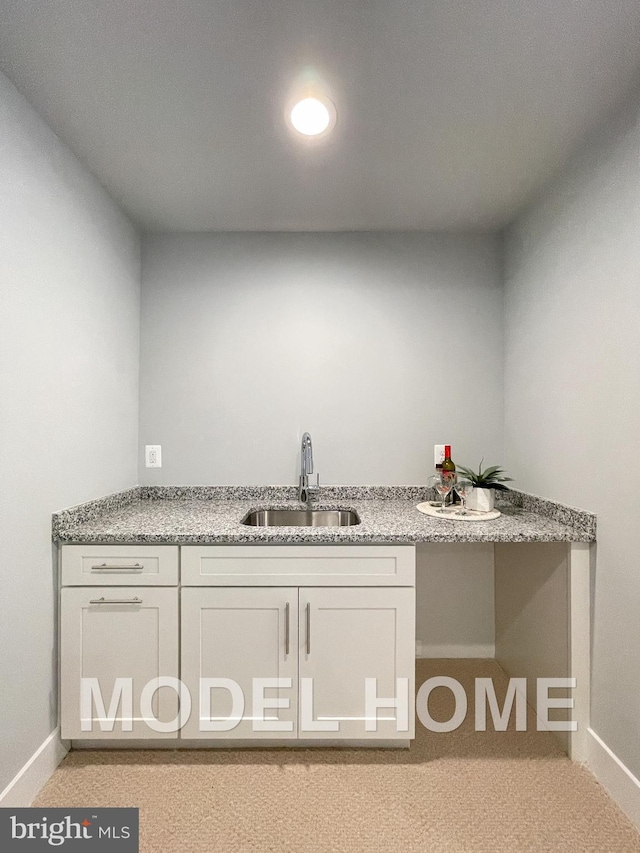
[89,596,143,605]
[306,602,311,655]
[90,563,144,571]
[285,602,290,656]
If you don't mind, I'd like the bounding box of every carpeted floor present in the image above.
[35,660,640,852]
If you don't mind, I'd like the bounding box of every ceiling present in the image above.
[1,1,640,231]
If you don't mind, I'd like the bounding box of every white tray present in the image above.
[416,502,501,522]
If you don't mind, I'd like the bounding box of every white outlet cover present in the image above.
[145,445,162,468]
[434,444,446,467]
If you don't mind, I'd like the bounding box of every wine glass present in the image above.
[427,473,454,513]
[454,479,473,516]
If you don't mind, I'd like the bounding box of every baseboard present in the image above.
[587,727,640,832]
[416,642,495,659]
[0,729,68,807]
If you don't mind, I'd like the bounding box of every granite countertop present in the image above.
[52,486,596,545]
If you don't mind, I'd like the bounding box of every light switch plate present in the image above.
[145,445,162,468]
[434,444,445,467]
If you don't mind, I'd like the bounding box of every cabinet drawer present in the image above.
[61,545,179,586]
[181,545,415,587]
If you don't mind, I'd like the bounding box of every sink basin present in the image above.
[242,508,360,527]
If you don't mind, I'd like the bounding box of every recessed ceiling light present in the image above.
[287,96,336,139]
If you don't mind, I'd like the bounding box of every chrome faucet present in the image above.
[299,432,320,504]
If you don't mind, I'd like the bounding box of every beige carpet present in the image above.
[35,660,640,852]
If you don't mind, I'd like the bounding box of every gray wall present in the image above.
[504,92,640,777]
[0,72,140,793]
[140,232,503,485]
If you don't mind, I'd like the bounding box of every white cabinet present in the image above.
[299,587,415,740]
[60,587,179,740]
[181,587,298,739]
[180,585,414,742]
[60,543,416,745]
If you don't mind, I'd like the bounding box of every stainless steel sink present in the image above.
[242,508,360,527]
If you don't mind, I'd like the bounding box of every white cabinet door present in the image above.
[61,587,179,740]
[299,587,415,740]
[181,587,298,739]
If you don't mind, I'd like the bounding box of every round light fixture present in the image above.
[288,95,336,139]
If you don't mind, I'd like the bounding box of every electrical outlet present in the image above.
[145,445,162,468]
[434,444,445,467]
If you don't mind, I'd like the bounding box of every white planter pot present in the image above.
[466,487,495,512]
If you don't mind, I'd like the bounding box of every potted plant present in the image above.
[455,460,513,512]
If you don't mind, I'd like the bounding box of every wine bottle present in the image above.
[441,445,456,504]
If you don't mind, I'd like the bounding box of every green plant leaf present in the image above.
[456,465,475,478]
[454,459,512,489]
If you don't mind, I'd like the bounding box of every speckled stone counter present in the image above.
[52,486,596,545]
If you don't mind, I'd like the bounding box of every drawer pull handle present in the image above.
[285,602,290,656]
[91,563,144,571]
[89,596,143,605]
[306,602,311,655]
